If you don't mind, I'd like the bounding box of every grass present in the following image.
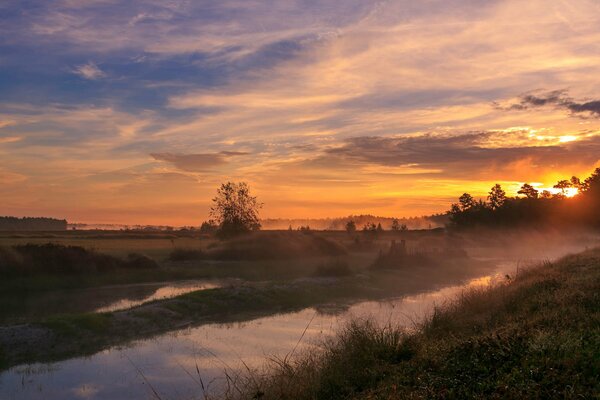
[0,243,158,277]
[42,313,113,336]
[242,248,600,399]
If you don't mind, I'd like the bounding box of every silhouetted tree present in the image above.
[447,169,600,230]
[210,182,262,238]
[345,220,357,234]
[458,193,476,211]
[362,222,377,232]
[488,184,507,210]
[199,220,218,233]
[517,183,539,199]
[582,168,600,194]
[391,219,400,231]
[376,223,384,232]
[570,176,583,191]
[553,179,572,197]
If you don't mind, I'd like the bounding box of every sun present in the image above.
[541,187,579,198]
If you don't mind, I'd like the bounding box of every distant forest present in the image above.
[448,168,600,229]
[261,214,448,231]
[0,217,68,231]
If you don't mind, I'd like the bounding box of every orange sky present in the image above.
[1,0,600,225]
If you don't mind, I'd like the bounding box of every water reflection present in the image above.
[95,281,222,313]
[0,262,516,400]
[0,280,223,325]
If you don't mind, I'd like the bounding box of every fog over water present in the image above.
[0,258,553,399]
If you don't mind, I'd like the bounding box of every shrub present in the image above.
[0,243,159,277]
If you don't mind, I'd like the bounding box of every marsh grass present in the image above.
[241,249,600,399]
[0,243,158,277]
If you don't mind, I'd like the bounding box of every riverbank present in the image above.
[0,253,492,370]
[243,247,600,399]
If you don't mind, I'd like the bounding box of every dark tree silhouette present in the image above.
[345,220,357,234]
[210,182,262,238]
[517,183,539,199]
[553,180,571,196]
[458,193,476,211]
[488,184,507,210]
[0,217,67,231]
[447,169,600,230]
[199,220,218,233]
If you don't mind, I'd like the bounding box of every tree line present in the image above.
[0,216,67,231]
[448,168,600,229]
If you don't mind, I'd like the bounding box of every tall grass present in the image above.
[240,248,600,399]
[0,243,158,277]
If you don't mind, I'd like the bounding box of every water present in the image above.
[94,281,223,313]
[1,280,223,324]
[0,261,517,400]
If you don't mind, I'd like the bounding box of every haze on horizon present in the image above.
[1,0,600,225]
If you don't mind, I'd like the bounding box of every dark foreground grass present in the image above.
[243,248,600,399]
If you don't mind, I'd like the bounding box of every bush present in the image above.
[0,243,159,277]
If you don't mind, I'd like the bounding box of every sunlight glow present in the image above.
[558,135,578,143]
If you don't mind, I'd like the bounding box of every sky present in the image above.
[1,0,600,225]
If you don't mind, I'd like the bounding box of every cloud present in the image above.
[150,151,248,172]
[323,131,600,179]
[72,62,106,80]
[503,90,600,117]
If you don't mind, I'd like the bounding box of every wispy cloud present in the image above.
[72,62,106,80]
[150,151,248,172]
[501,90,600,117]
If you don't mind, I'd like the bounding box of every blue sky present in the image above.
[1,0,599,224]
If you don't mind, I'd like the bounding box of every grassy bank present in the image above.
[0,254,493,370]
[244,248,600,399]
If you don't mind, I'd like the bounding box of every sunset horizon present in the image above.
[1,1,600,225]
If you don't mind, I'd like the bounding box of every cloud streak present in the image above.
[150,151,248,172]
[503,90,600,117]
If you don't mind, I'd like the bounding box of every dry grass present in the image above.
[239,248,600,399]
